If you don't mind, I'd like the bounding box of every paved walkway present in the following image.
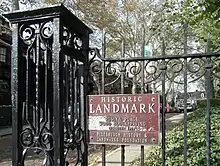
[0,125,29,137]
[0,113,191,165]
[0,126,12,137]
[166,112,192,123]
[95,145,152,166]
[93,112,191,166]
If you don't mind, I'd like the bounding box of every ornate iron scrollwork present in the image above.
[63,26,83,50]
[89,49,220,95]
[212,57,220,79]
[7,5,92,166]
[62,26,87,166]
[17,20,87,166]
[19,20,54,165]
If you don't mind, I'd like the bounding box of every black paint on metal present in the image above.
[183,23,188,166]
[5,4,92,166]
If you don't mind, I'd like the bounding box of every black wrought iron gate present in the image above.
[4,5,92,166]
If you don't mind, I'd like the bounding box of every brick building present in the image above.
[0,16,12,126]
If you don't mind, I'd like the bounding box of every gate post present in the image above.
[4,4,92,166]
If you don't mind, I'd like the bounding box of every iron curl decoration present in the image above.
[89,48,124,88]
[89,48,103,75]
[166,59,184,84]
[63,26,72,46]
[121,61,143,87]
[143,60,163,83]
[19,21,54,47]
[105,62,122,76]
[40,21,54,39]
[73,34,83,50]
[89,49,98,63]
[20,128,34,148]
[212,57,220,79]
[187,58,206,83]
[105,61,122,86]
[90,60,103,75]
[20,126,54,151]
[62,26,83,50]
[123,60,163,91]
[19,23,37,46]
[125,61,142,77]
[40,130,54,151]
[74,127,84,143]
[20,125,54,165]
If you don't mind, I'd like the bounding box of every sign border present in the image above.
[87,93,160,146]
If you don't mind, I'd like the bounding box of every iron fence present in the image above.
[89,32,220,166]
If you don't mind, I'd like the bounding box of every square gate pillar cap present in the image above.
[3,4,93,34]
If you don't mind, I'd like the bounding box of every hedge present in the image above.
[197,98,220,108]
[133,106,220,166]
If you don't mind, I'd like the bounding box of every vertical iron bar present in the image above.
[53,17,64,166]
[25,38,30,129]
[102,144,106,166]
[44,50,48,124]
[36,33,40,134]
[140,24,145,166]
[121,39,125,94]
[121,39,125,166]
[69,59,72,128]
[183,23,188,166]
[64,56,69,138]
[101,30,106,166]
[11,23,22,166]
[71,59,75,134]
[121,146,125,166]
[206,33,211,166]
[79,63,86,164]
[74,61,77,129]
[101,31,106,95]
[141,24,145,93]
[44,49,51,160]
[141,146,144,166]
[82,30,90,166]
[77,63,81,124]
[48,48,54,165]
[161,39,166,166]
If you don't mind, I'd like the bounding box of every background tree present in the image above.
[2,0,219,97]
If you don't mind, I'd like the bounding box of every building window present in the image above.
[0,47,6,62]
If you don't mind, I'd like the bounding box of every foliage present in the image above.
[197,99,220,108]
[44,0,167,57]
[4,0,220,53]
[2,0,219,96]
[0,0,54,12]
[159,0,220,52]
[0,0,11,12]
[132,106,220,166]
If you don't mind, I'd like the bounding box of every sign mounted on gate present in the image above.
[88,94,160,145]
